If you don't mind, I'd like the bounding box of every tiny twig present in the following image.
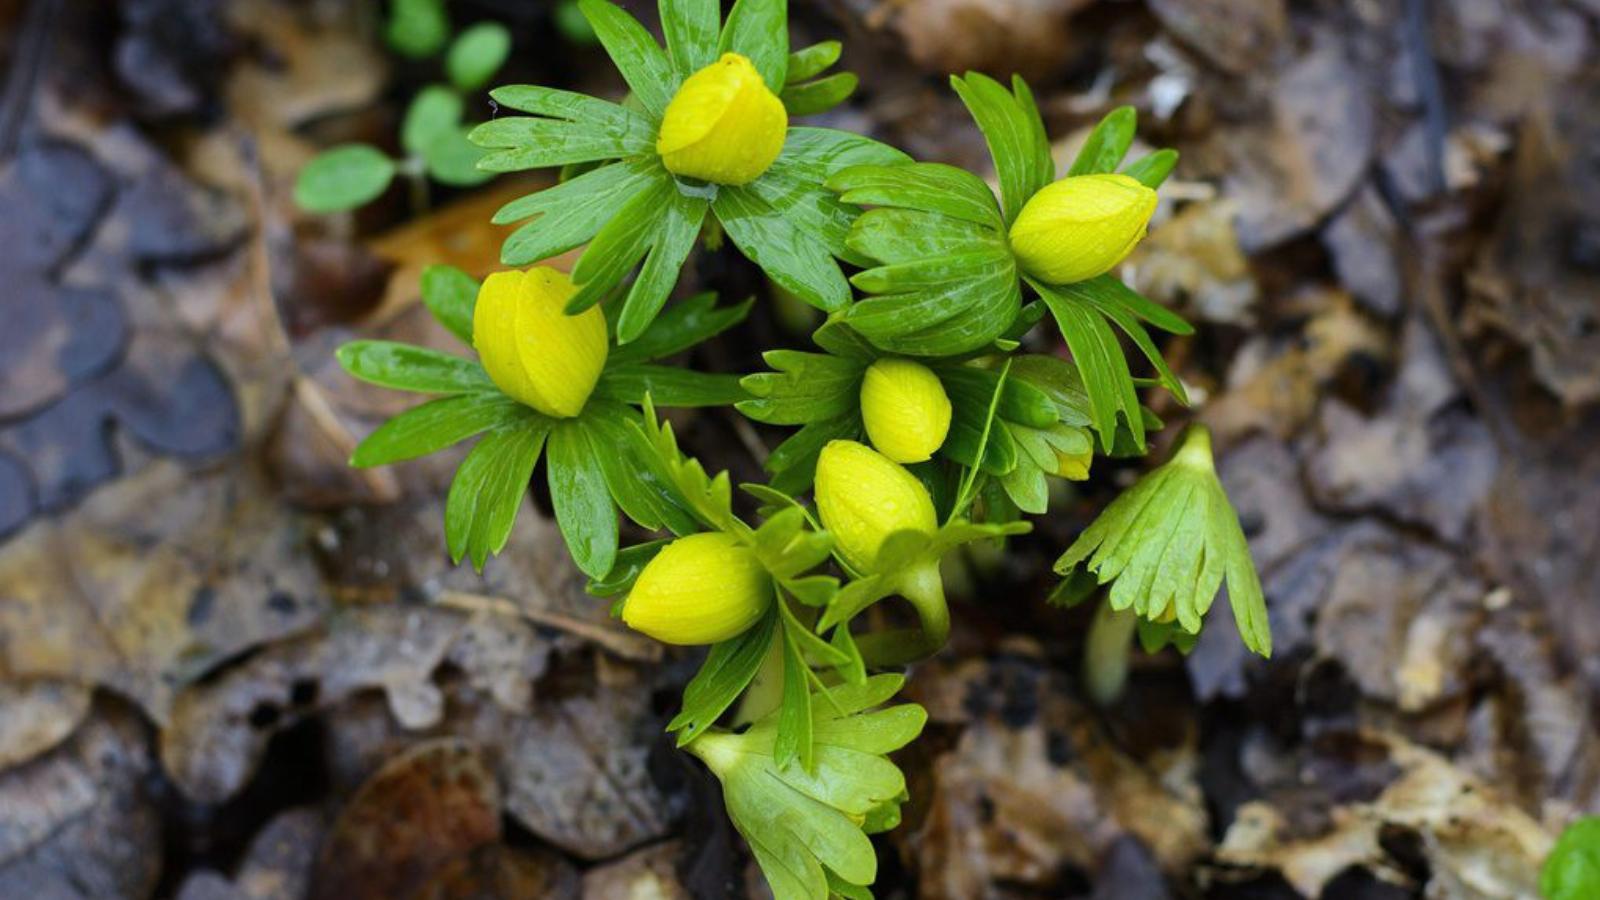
[435,589,663,661]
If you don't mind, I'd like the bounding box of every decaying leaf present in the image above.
[1129,197,1259,325]
[1146,0,1288,76]
[1216,734,1553,899]
[1308,318,1499,545]
[1466,71,1600,408]
[0,709,160,899]
[0,458,327,722]
[864,0,1095,81]
[903,649,1207,896]
[1218,35,1376,251]
[160,605,549,803]
[311,740,501,900]
[0,680,91,770]
[1204,288,1390,443]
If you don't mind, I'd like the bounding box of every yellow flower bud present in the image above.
[656,52,787,186]
[815,440,937,573]
[859,358,952,464]
[622,532,771,645]
[472,266,607,418]
[1008,173,1158,285]
[1049,424,1093,480]
[1053,447,1093,480]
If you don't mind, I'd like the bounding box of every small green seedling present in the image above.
[295,6,512,214]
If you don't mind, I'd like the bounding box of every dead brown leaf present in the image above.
[311,739,501,900]
[0,708,160,899]
[903,650,1208,897]
[1216,733,1552,899]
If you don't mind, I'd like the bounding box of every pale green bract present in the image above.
[687,675,925,900]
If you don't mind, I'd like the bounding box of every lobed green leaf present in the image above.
[829,162,1002,229]
[718,0,788,91]
[661,0,720,75]
[610,293,752,365]
[669,606,780,744]
[781,72,857,116]
[949,72,1053,225]
[578,0,678,117]
[492,157,661,266]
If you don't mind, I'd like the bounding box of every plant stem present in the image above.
[853,560,949,667]
[898,561,949,649]
[1084,600,1137,707]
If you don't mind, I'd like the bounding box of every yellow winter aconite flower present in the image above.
[623,532,772,645]
[859,358,952,464]
[815,440,937,574]
[657,52,787,186]
[472,266,607,418]
[1009,173,1158,285]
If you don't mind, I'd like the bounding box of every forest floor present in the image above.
[1,0,1598,897]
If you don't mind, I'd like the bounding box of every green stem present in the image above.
[1172,423,1215,473]
[1084,600,1138,707]
[948,358,1012,524]
[898,561,949,649]
[853,560,949,667]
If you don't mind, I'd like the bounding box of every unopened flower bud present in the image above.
[815,440,936,574]
[1009,173,1158,285]
[859,358,952,464]
[473,266,608,418]
[1050,424,1093,480]
[657,53,787,186]
[622,532,771,645]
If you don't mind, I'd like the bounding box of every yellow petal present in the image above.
[657,52,787,186]
[622,532,771,645]
[815,440,937,573]
[860,358,952,463]
[1009,173,1158,285]
[472,266,608,418]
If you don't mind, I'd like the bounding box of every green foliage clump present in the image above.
[331,2,1273,897]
